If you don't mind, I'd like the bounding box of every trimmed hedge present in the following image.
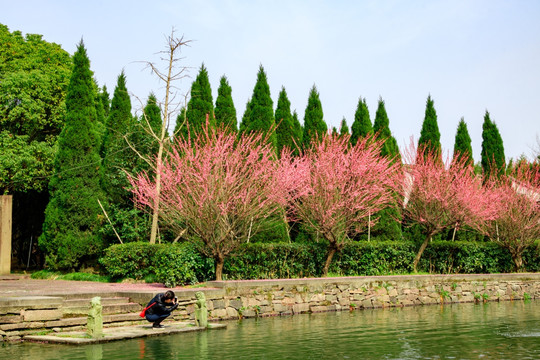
[100,240,539,286]
[99,242,213,287]
[100,242,158,280]
[224,242,326,279]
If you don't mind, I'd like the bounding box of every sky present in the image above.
[3,0,540,162]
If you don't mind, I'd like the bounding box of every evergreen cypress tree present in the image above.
[39,41,104,270]
[100,85,110,118]
[351,97,372,145]
[137,93,162,170]
[173,106,187,142]
[291,110,303,155]
[302,85,327,148]
[185,63,214,138]
[241,65,276,146]
[373,97,400,161]
[94,86,106,141]
[214,75,237,131]
[418,95,441,159]
[481,110,506,178]
[238,98,252,134]
[100,71,136,205]
[275,87,296,155]
[453,117,473,166]
[371,97,402,240]
[339,118,349,136]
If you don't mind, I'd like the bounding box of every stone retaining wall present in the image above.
[201,273,540,320]
[1,273,539,342]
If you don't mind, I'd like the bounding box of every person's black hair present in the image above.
[164,290,175,300]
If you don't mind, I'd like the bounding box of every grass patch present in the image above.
[31,330,53,336]
[56,334,92,338]
[31,270,110,283]
[185,282,209,288]
[325,270,430,277]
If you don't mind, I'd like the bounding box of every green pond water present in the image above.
[2,300,539,359]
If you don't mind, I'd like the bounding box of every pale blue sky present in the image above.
[3,0,540,162]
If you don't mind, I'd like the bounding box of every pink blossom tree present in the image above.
[485,163,540,271]
[401,144,500,272]
[130,127,292,281]
[285,134,401,276]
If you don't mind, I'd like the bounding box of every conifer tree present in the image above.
[302,85,327,148]
[291,110,303,155]
[94,85,106,140]
[238,98,252,134]
[39,41,104,270]
[339,118,349,136]
[240,65,276,146]
[99,93,160,244]
[373,97,400,160]
[214,75,237,131]
[173,106,187,143]
[185,63,214,137]
[481,110,506,178]
[371,97,402,240]
[136,93,162,170]
[100,85,110,118]
[100,71,136,205]
[418,95,441,159]
[275,87,296,155]
[351,97,372,145]
[453,117,473,166]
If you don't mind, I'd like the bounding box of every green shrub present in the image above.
[153,242,214,287]
[421,241,514,274]
[99,242,158,280]
[522,241,540,272]
[100,239,539,285]
[329,241,416,276]
[224,242,326,279]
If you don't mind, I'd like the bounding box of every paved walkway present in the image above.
[0,274,210,297]
[0,275,227,344]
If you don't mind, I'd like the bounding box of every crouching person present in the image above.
[143,290,179,329]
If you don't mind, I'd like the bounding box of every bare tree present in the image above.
[126,30,191,244]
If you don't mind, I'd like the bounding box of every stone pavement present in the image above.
[23,321,226,344]
[0,275,227,343]
[0,274,203,298]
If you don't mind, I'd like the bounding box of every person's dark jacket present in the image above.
[145,293,178,316]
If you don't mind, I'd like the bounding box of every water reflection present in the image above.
[1,301,538,359]
[84,344,102,360]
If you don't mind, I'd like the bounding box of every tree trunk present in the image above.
[149,33,181,244]
[322,245,337,277]
[512,253,524,272]
[149,154,162,244]
[215,256,225,281]
[413,234,432,273]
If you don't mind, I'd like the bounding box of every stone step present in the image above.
[62,302,141,316]
[62,297,130,307]
[0,313,145,332]
[0,296,63,314]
